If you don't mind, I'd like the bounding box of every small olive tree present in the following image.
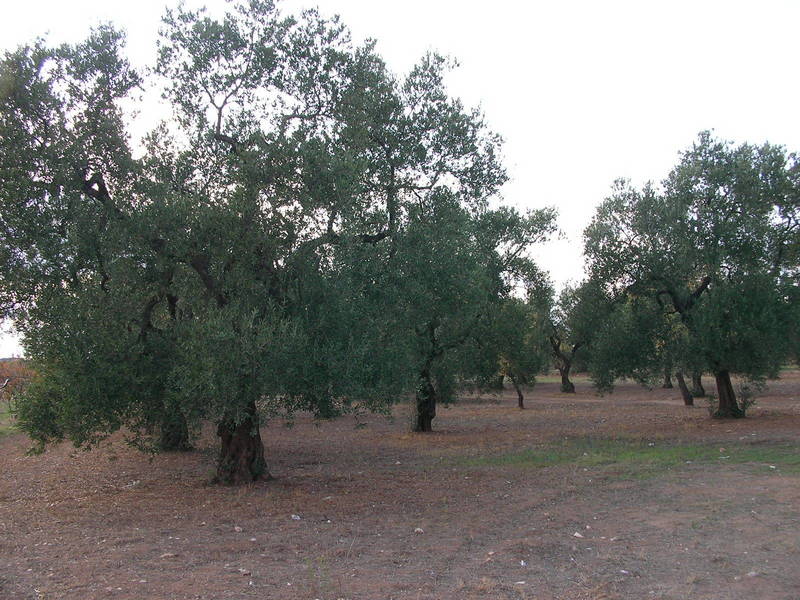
[547,279,612,393]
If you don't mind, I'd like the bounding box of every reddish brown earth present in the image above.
[1,373,799,600]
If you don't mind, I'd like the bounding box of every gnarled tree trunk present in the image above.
[215,400,269,484]
[414,367,437,432]
[691,372,706,397]
[509,373,524,409]
[559,365,575,393]
[549,334,579,394]
[713,370,744,418]
[662,370,673,389]
[675,371,694,406]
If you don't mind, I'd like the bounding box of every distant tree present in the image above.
[587,293,661,392]
[690,372,707,399]
[661,369,673,389]
[475,266,553,410]
[585,132,798,417]
[548,279,612,393]
[0,2,528,480]
[385,204,554,430]
[496,298,550,409]
[658,313,696,406]
[587,293,698,406]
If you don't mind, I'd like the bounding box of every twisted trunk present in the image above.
[509,373,524,409]
[675,371,694,406]
[215,400,269,484]
[549,333,578,394]
[414,366,437,432]
[414,319,451,433]
[691,372,706,397]
[713,370,744,418]
[559,365,575,393]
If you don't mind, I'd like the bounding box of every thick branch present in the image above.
[138,293,163,342]
[81,171,168,256]
[82,172,123,218]
[188,254,227,308]
[548,330,566,363]
[213,132,240,153]
[690,275,712,301]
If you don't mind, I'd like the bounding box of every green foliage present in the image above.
[584,132,799,407]
[588,296,662,392]
[546,278,614,390]
[383,198,555,426]
[0,1,544,459]
[493,295,551,387]
[691,273,790,379]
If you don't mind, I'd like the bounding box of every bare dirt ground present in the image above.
[1,372,799,600]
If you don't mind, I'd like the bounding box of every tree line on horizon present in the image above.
[0,1,797,484]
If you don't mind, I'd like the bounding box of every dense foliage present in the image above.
[0,1,554,481]
[585,132,799,416]
[546,279,613,393]
[1,0,798,489]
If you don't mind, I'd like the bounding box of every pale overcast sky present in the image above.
[2,0,800,356]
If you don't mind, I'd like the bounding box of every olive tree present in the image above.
[1,1,524,481]
[547,279,612,393]
[585,132,798,417]
[492,291,551,409]
[384,204,555,430]
[587,292,699,406]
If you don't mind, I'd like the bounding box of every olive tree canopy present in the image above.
[0,1,534,481]
[584,132,799,417]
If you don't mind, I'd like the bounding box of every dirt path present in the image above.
[1,374,799,599]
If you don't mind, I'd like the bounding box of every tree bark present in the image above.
[662,370,673,389]
[509,373,524,409]
[414,368,437,432]
[713,370,744,418]
[159,411,192,451]
[549,334,578,394]
[559,365,575,393]
[215,400,269,484]
[675,371,694,406]
[691,372,706,397]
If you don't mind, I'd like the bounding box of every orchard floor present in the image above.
[1,373,800,600]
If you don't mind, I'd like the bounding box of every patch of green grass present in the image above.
[461,447,576,468]
[457,438,800,476]
[533,373,592,385]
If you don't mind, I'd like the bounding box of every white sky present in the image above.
[2,0,800,356]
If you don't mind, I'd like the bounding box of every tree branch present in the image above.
[690,275,712,300]
[188,254,227,308]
